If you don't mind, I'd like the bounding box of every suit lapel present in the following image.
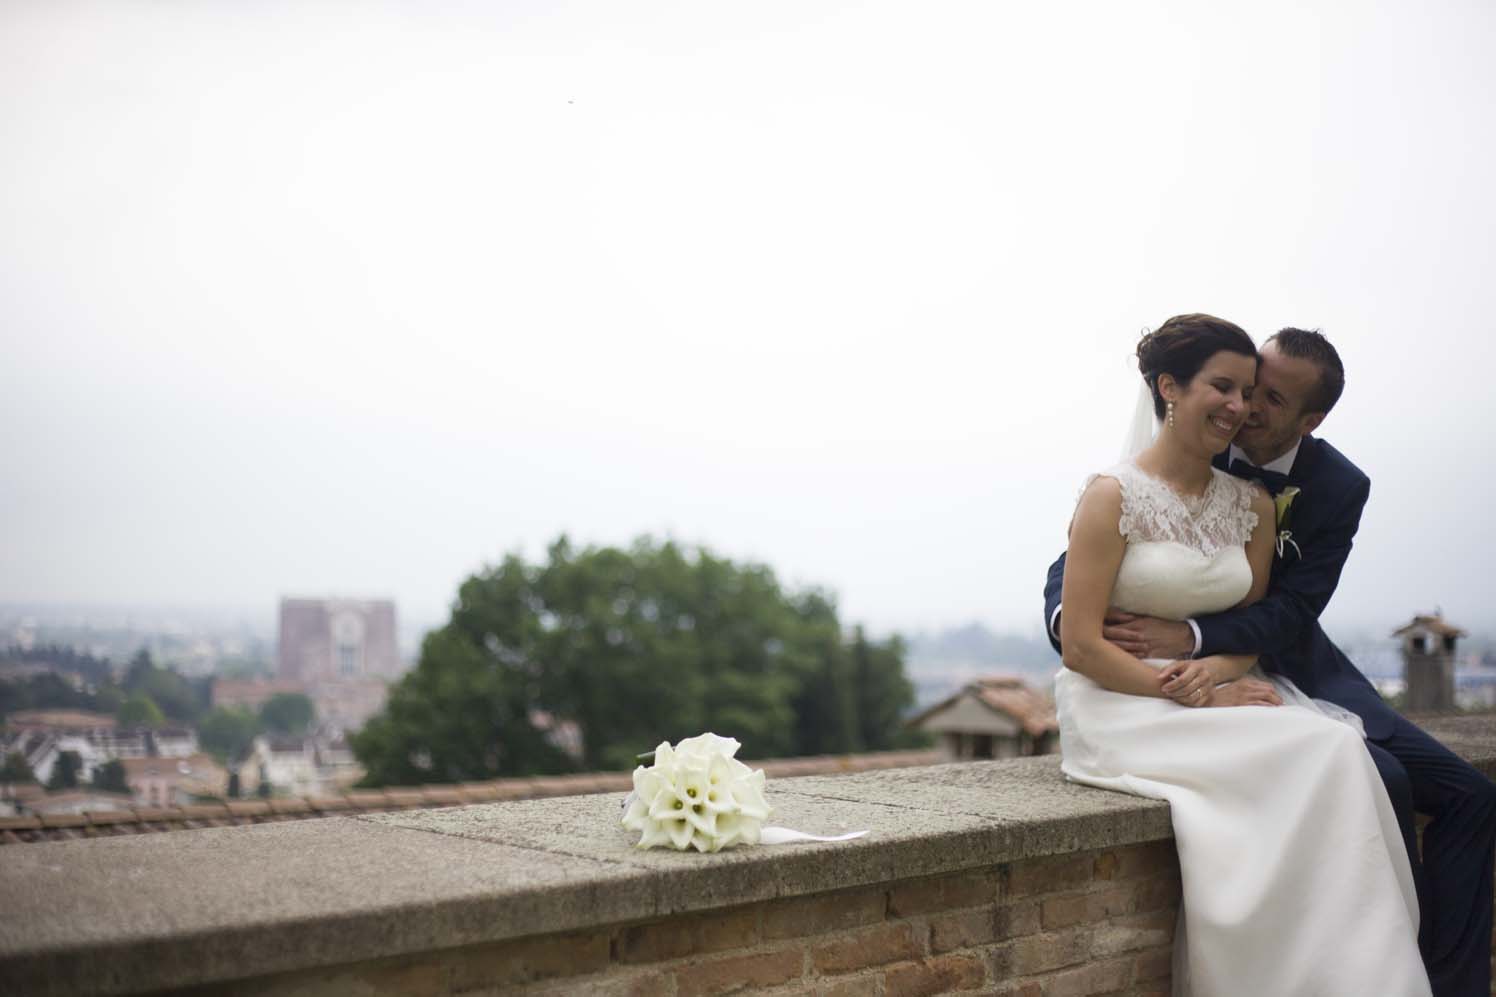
[1288,435,1320,484]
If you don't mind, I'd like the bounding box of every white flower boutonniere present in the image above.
[1273,486,1302,560]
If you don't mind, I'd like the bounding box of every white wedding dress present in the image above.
[1054,462,1430,997]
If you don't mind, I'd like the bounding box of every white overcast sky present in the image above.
[2,0,1493,638]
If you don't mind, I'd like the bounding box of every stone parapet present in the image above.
[1,714,1493,996]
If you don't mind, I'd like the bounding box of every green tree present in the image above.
[227,770,241,798]
[258,693,315,735]
[117,693,166,729]
[0,751,36,784]
[46,750,82,790]
[850,627,925,750]
[198,707,261,764]
[93,759,131,794]
[352,536,903,786]
[122,649,205,725]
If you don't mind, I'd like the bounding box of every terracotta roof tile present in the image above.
[225,801,272,818]
[419,787,466,806]
[305,796,354,814]
[458,783,506,803]
[2,748,943,845]
[0,816,43,831]
[268,798,312,816]
[342,791,391,810]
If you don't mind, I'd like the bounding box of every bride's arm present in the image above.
[1059,478,1179,699]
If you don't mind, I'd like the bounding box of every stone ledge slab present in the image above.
[2,713,1493,995]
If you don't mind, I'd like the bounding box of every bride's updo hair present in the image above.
[1136,314,1257,419]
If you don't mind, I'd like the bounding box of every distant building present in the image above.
[1396,612,1466,713]
[24,788,133,816]
[278,598,400,682]
[270,598,400,735]
[120,754,229,808]
[4,710,117,732]
[212,677,309,713]
[907,676,1059,761]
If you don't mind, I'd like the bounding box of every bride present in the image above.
[1055,314,1429,996]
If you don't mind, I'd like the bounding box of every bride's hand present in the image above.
[1208,678,1284,708]
[1158,659,1215,707]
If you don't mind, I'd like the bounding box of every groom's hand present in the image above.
[1104,610,1196,659]
[1209,678,1283,708]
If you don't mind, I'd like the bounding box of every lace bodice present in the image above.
[1083,462,1262,621]
[1089,462,1260,557]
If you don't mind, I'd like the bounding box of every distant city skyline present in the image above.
[3,1,1494,637]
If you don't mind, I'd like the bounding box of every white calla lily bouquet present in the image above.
[621,733,772,852]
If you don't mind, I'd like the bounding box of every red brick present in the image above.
[1111,841,1178,880]
[673,947,804,997]
[616,906,761,964]
[985,985,1042,997]
[1088,910,1174,957]
[929,908,997,953]
[883,953,986,997]
[1005,929,1089,975]
[818,977,881,997]
[616,920,695,963]
[1039,955,1132,996]
[887,871,997,917]
[763,888,885,940]
[1040,894,1088,930]
[1133,945,1173,982]
[1084,885,1136,921]
[1092,852,1119,881]
[449,930,610,989]
[1006,854,1092,898]
[1133,875,1181,913]
[511,971,673,997]
[996,899,1041,938]
[812,922,922,974]
[694,907,760,954]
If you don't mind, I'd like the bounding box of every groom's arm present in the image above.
[1193,475,1371,659]
[1043,551,1065,655]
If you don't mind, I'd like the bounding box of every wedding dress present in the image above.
[1054,462,1430,997]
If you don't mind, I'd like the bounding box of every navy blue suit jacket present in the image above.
[1042,436,1398,739]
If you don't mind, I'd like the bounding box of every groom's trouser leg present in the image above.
[1371,714,1496,997]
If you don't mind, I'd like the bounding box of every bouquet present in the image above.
[621,732,772,852]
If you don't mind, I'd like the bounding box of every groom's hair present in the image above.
[1267,327,1345,415]
[1137,314,1257,420]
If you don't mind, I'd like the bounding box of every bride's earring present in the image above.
[1166,400,1176,428]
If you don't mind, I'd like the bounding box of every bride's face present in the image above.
[1162,350,1256,456]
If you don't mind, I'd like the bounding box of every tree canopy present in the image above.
[353,536,921,786]
[259,693,315,735]
[117,692,167,729]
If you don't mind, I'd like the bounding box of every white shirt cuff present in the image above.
[1187,619,1203,657]
[1050,606,1063,642]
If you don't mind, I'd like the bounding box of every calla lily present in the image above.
[620,731,774,852]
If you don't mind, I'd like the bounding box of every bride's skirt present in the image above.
[1055,666,1430,997]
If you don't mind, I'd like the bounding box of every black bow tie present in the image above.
[1227,457,1291,495]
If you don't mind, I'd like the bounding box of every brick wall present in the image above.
[222,840,1181,997]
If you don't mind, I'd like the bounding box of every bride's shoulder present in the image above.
[1073,463,1141,527]
[1080,461,1149,497]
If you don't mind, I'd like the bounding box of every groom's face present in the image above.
[1236,341,1326,462]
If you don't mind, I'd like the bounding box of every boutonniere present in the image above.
[1273,486,1302,559]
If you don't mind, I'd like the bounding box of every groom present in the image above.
[1042,327,1496,997]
